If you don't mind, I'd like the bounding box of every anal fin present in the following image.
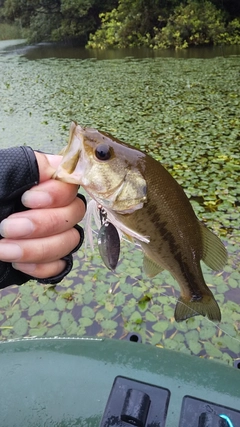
[143,255,164,278]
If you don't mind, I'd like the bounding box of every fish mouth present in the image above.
[54,123,85,184]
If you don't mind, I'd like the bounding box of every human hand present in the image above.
[0,151,86,282]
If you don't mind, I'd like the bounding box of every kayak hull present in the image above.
[0,337,239,426]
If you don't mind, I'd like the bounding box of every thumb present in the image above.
[34,152,62,183]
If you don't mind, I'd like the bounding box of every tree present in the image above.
[153,0,240,49]
[0,0,117,43]
[210,0,240,20]
[1,0,239,46]
[153,0,237,49]
[87,0,179,48]
[0,0,60,28]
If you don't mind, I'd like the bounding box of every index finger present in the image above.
[22,179,81,209]
[34,152,62,182]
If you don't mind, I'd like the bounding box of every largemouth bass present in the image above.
[54,122,227,322]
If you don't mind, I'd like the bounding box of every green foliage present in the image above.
[0,0,39,27]
[51,0,97,43]
[0,22,23,40]
[226,17,240,44]
[28,12,60,43]
[87,0,177,48]
[0,0,117,43]
[87,0,240,49]
[87,9,122,49]
[153,1,234,49]
[0,0,239,47]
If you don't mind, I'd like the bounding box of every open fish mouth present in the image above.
[53,122,86,184]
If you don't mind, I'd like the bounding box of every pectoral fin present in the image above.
[143,255,164,278]
[200,222,227,271]
[174,294,221,322]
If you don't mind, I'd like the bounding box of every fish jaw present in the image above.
[53,122,89,185]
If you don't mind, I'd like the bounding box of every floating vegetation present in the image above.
[0,53,239,364]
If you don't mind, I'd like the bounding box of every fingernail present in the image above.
[13,263,36,274]
[22,190,53,208]
[0,244,23,261]
[0,218,35,238]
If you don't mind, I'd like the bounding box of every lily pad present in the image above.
[13,318,28,336]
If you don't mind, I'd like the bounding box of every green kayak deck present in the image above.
[0,337,239,426]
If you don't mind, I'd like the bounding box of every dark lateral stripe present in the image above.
[147,203,203,298]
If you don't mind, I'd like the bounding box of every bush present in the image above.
[153,1,227,49]
[27,13,60,43]
[87,9,122,48]
[0,22,23,40]
[87,0,160,49]
[226,18,240,44]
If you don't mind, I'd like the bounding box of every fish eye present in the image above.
[95,144,111,161]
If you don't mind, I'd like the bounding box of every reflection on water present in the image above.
[1,39,240,60]
[0,39,27,51]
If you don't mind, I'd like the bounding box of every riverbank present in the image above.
[0,23,24,40]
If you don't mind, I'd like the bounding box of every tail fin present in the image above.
[174,295,221,322]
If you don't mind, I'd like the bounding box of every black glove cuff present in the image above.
[77,193,87,209]
[37,254,74,285]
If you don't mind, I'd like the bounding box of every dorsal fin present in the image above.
[200,222,227,271]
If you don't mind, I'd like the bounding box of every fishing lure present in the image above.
[97,207,120,271]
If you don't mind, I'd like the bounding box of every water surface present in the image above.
[1,39,240,60]
[0,42,239,363]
